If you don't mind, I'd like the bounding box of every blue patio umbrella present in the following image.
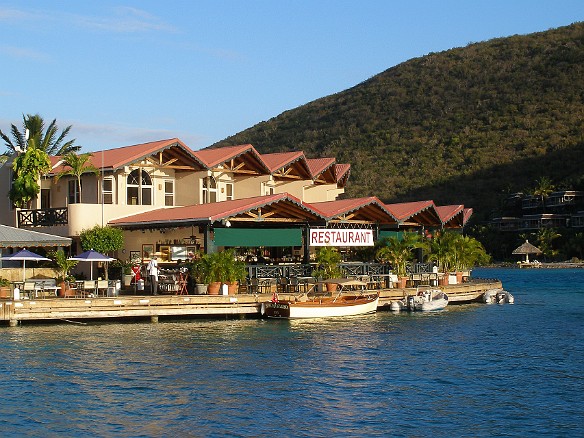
[68,249,114,280]
[0,248,50,282]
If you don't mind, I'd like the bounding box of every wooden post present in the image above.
[150,315,159,323]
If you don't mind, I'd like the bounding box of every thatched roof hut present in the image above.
[512,240,542,262]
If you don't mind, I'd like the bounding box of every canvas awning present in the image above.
[213,228,302,247]
[0,224,72,248]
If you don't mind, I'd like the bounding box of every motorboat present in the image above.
[261,291,379,319]
[407,289,448,311]
[483,288,515,304]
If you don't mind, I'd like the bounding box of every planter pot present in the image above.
[207,281,221,295]
[0,286,10,298]
[58,281,67,297]
[195,283,208,295]
[439,275,449,286]
[123,274,133,287]
[398,276,408,289]
[325,282,338,292]
[227,281,239,295]
[456,272,464,284]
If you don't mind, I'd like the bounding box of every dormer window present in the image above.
[127,169,152,205]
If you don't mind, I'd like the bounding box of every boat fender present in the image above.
[260,302,265,316]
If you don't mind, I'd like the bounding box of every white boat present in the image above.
[261,292,379,319]
[483,288,515,304]
[390,300,406,312]
[407,289,448,311]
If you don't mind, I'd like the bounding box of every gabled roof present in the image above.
[463,208,473,225]
[194,144,272,176]
[261,151,305,173]
[261,151,312,180]
[309,197,398,224]
[0,224,72,248]
[436,205,465,228]
[385,200,442,227]
[50,138,205,173]
[306,157,336,183]
[109,193,326,228]
[334,163,351,186]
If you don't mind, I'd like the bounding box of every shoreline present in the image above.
[484,262,584,269]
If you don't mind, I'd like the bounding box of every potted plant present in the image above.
[313,246,343,292]
[223,250,247,295]
[376,233,426,288]
[194,249,247,295]
[49,249,78,297]
[0,277,11,298]
[191,252,210,294]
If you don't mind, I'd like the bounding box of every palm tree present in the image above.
[55,152,100,203]
[536,227,561,261]
[532,176,555,212]
[376,232,427,278]
[0,114,81,156]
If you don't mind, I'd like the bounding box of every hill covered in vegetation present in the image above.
[213,23,584,221]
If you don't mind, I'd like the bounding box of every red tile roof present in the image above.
[194,144,256,168]
[261,151,305,173]
[308,197,397,222]
[109,193,325,227]
[435,205,464,222]
[385,200,436,221]
[306,157,335,178]
[50,138,202,173]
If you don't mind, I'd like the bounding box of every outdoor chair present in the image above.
[96,280,109,296]
[82,280,97,297]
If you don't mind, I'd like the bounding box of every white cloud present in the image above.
[0,45,51,61]
[68,6,177,34]
[0,5,176,34]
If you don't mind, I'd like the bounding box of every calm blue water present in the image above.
[0,268,582,437]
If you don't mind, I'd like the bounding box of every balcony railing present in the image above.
[18,208,68,227]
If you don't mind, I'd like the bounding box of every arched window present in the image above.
[202,176,217,203]
[127,169,152,205]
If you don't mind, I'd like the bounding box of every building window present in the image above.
[41,189,51,209]
[202,176,217,204]
[127,169,152,205]
[164,180,174,206]
[68,180,81,204]
[263,182,275,196]
[102,177,114,204]
[225,182,234,201]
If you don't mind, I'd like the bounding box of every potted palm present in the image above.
[191,252,210,294]
[313,246,343,292]
[193,250,246,295]
[49,249,78,297]
[376,233,426,288]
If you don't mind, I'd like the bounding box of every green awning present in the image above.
[378,230,406,241]
[214,228,302,247]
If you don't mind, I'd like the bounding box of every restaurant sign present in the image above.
[309,229,374,247]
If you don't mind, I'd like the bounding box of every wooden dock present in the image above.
[0,280,502,326]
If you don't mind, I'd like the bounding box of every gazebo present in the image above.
[512,240,542,263]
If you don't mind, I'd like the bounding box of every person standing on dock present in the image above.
[147,256,159,295]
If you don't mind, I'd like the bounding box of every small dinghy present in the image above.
[407,289,448,311]
[484,289,514,304]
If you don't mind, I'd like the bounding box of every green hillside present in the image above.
[213,23,584,221]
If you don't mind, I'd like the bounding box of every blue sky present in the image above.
[1,1,583,153]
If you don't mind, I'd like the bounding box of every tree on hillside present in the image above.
[0,114,81,156]
[55,152,100,203]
